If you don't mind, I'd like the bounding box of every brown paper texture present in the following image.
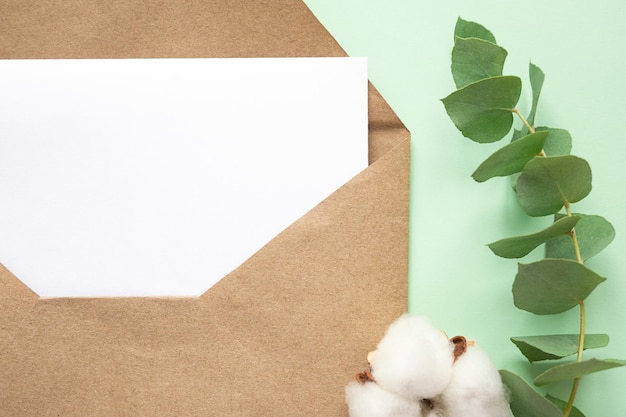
[0,1,410,415]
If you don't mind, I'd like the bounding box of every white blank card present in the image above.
[0,57,368,297]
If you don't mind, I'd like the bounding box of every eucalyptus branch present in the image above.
[442,17,625,417]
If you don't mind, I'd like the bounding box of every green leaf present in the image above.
[512,127,527,141]
[546,394,586,417]
[546,214,616,261]
[441,76,521,143]
[454,17,497,43]
[509,129,571,193]
[513,259,606,315]
[499,370,563,417]
[452,37,508,89]
[527,62,545,127]
[508,126,569,190]
[472,131,548,182]
[511,334,610,362]
[536,127,572,156]
[488,215,579,258]
[534,358,626,386]
[516,155,592,217]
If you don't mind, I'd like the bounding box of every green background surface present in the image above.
[302,1,625,415]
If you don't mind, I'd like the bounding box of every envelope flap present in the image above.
[0,0,344,59]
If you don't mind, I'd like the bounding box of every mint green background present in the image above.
[302,1,625,415]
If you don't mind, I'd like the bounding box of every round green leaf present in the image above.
[454,17,497,43]
[546,213,615,261]
[534,358,626,386]
[488,215,579,259]
[536,127,572,156]
[546,395,586,417]
[452,37,508,89]
[511,334,610,362]
[508,126,570,189]
[472,131,548,182]
[513,259,606,315]
[499,370,562,417]
[527,62,545,127]
[441,76,521,143]
[516,155,592,217]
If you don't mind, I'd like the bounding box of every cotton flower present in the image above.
[370,314,455,401]
[346,315,511,417]
[345,380,423,417]
[439,344,510,417]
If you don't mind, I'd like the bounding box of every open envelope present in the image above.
[0,1,409,415]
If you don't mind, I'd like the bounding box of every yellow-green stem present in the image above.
[564,201,584,264]
[562,200,586,417]
[512,108,536,134]
[563,377,582,417]
[577,301,586,362]
[564,302,586,417]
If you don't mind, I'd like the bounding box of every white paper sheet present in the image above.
[0,57,368,297]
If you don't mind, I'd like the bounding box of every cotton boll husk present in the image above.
[422,406,446,417]
[371,315,454,401]
[345,381,422,417]
[440,345,511,417]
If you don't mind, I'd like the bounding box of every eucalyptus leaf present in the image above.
[472,131,548,182]
[511,127,527,141]
[454,17,497,43]
[516,155,592,217]
[509,63,547,140]
[536,127,572,156]
[546,213,615,261]
[527,62,545,127]
[513,259,606,315]
[508,127,556,191]
[510,127,572,173]
[452,37,508,89]
[534,358,626,386]
[510,172,521,192]
[499,370,563,417]
[488,215,579,258]
[511,334,610,362]
[441,76,521,143]
[546,394,586,417]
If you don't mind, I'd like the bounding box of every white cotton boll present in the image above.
[345,381,422,417]
[371,315,455,401]
[440,345,511,417]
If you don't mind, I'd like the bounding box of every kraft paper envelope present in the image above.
[0,1,410,415]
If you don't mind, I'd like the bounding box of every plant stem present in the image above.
[562,199,586,417]
[564,201,584,265]
[563,377,581,417]
[564,301,586,417]
[512,108,535,134]
[577,301,586,362]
